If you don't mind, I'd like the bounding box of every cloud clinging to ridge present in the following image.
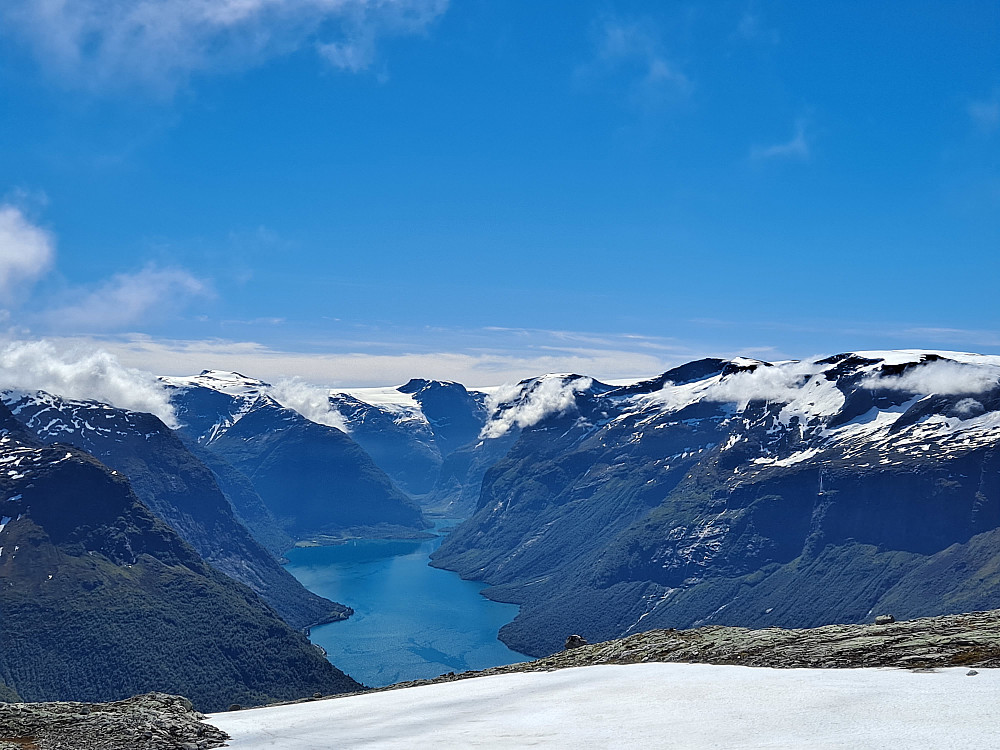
[269,377,349,431]
[862,360,1000,395]
[2,0,449,92]
[482,376,593,438]
[968,94,999,134]
[0,340,178,426]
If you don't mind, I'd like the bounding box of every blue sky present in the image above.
[0,1,997,386]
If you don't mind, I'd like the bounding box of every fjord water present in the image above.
[284,525,529,687]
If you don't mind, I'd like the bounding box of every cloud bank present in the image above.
[701,363,817,408]
[863,360,1000,395]
[482,375,593,439]
[0,340,178,426]
[0,205,55,303]
[2,0,449,92]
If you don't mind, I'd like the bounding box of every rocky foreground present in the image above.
[4,609,1000,749]
[387,608,1000,690]
[0,693,228,750]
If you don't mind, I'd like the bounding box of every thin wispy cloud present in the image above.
[968,93,999,134]
[1,0,449,94]
[735,10,779,44]
[902,327,1000,348]
[0,201,210,333]
[750,118,811,161]
[82,335,674,387]
[45,266,211,332]
[581,17,691,107]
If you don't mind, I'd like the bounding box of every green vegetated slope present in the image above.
[0,422,360,712]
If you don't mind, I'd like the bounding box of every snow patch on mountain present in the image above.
[337,386,421,409]
[162,370,269,397]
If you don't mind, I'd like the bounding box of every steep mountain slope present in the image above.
[326,388,442,497]
[164,372,428,539]
[2,389,346,629]
[0,403,361,711]
[331,379,490,503]
[432,352,1000,655]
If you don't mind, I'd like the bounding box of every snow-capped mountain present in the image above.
[432,351,1000,655]
[331,378,490,505]
[164,372,429,539]
[1,388,349,630]
[0,401,359,711]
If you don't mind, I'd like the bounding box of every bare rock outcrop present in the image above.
[0,692,227,750]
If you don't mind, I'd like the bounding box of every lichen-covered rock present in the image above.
[0,692,228,750]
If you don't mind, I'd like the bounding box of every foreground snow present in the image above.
[208,663,999,749]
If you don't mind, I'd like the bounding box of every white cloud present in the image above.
[46,266,211,331]
[76,334,675,389]
[269,377,349,431]
[862,360,1000,396]
[701,361,817,409]
[751,118,810,161]
[2,0,448,92]
[0,205,55,303]
[735,10,779,44]
[954,397,984,417]
[0,339,178,426]
[481,375,593,439]
[968,94,999,134]
[583,18,690,106]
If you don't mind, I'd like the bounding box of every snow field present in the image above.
[207,662,999,749]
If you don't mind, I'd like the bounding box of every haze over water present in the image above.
[285,525,529,687]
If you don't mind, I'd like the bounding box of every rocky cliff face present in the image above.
[432,352,1000,656]
[0,403,361,711]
